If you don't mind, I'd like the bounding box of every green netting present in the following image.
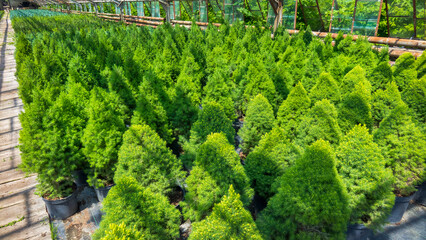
[267,1,275,26]
[388,0,414,38]
[283,0,296,29]
[200,0,208,22]
[417,0,426,39]
[125,2,130,15]
[100,3,104,13]
[224,0,243,23]
[83,3,87,12]
[171,3,175,20]
[115,3,120,14]
[224,0,233,22]
[329,0,355,33]
[152,1,161,17]
[352,0,381,36]
[193,0,200,20]
[210,0,223,15]
[137,2,145,16]
[247,0,264,19]
[233,0,244,21]
[174,1,181,19]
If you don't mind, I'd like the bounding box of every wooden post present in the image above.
[293,0,298,29]
[351,0,358,34]
[299,0,308,26]
[329,0,335,32]
[385,0,390,36]
[375,0,383,36]
[120,3,124,22]
[315,0,325,31]
[413,0,417,38]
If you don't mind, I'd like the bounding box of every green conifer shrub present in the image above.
[189,185,263,240]
[336,125,394,229]
[338,81,373,133]
[101,65,136,110]
[371,81,403,128]
[82,87,127,188]
[92,176,180,240]
[114,125,184,195]
[373,103,426,196]
[392,52,417,91]
[203,68,235,120]
[309,72,341,104]
[257,140,350,240]
[20,83,89,198]
[245,127,301,199]
[369,61,393,91]
[99,223,143,240]
[277,82,311,140]
[296,99,342,147]
[240,94,276,154]
[401,77,426,124]
[340,65,371,97]
[182,133,253,221]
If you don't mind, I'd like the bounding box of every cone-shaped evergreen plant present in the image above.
[340,65,371,97]
[203,68,235,120]
[373,103,426,196]
[102,65,136,110]
[371,81,404,128]
[369,61,393,91]
[189,185,263,240]
[257,140,350,240]
[182,133,253,221]
[338,81,373,133]
[92,176,180,240]
[402,77,426,124]
[309,72,341,104]
[392,52,417,91]
[115,124,184,195]
[99,223,143,240]
[337,125,394,229]
[296,99,342,147]
[245,127,301,199]
[82,87,127,188]
[277,82,311,140]
[240,94,276,153]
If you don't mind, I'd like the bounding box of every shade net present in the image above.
[352,0,381,36]
[387,0,414,38]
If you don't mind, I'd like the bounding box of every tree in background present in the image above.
[189,185,263,240]
[277,82,311,140]
[240,94,276,154]
[337,125,394,230]
[374,103,426,196]
[92,176,180,240]
[257,140,350,240]
[115,125,184,195]
[182,133,253,221]
[82,87,127,188]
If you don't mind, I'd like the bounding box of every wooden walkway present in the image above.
[0,14,51,240]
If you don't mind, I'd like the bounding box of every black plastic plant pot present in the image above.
[42,190,78,220]
[72,170,88,188]
[95,184,115,202]
[414,181,426,206]
[346,224,372,240]
[387,194,415,223]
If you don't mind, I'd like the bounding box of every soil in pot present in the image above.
[167,186,184,207]
[346,224,372,240]
[95,183,115,202]
[42,184,78,220]
[387,193,416,223]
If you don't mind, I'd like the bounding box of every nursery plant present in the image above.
[257,140,350,240]
[92,176,180,240]
[371,81,403,128]
[374,103,426,196]
[276,82,311,140]
[336,125,394,229]
[189,185,263,240]
[239,94,276,153]
[182,133,253,221]
[82,87,127,188]
[308,72,341,104]
[115,124,184,195]
[20,83,89,199]
[245,127,301,199]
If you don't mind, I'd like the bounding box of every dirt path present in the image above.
[0,12,51,240]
